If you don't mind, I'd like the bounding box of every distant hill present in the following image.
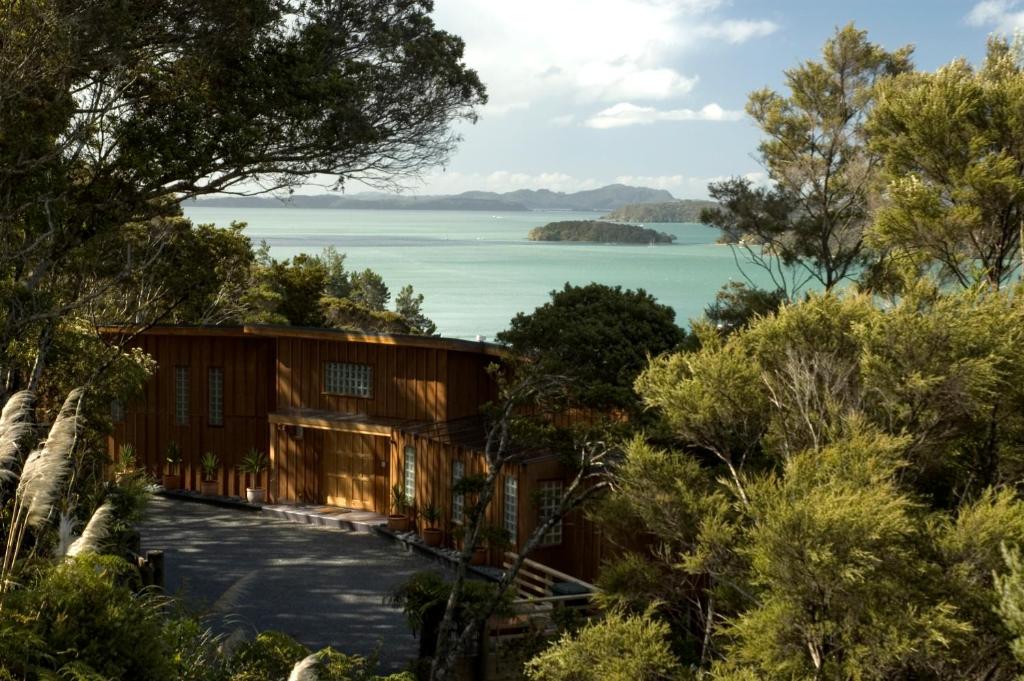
[192,184,676,212]
[602,199,718,223]
[528,221,676,244]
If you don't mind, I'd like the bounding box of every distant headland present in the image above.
[528,221,676,244]
[192,184,677,213]
[602,199,719,223]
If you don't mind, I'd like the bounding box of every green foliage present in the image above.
[703,282,785,335]
[702,25,913,294]
[528,221,676,244]
[498,283,686,413]
[394,285,437,336]
[525,610,684,681]
[391,483,411,516]
[200,452,219,482]
[238,449,268,477]
[0,555,175,680]
[227,631,310,681]
[997,543,1024,667]
[867,36,1024,287]
[349,269,391,311]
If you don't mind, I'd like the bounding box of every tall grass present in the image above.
[1,389,83,600]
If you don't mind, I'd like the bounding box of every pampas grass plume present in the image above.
[17,388,82,528]
[67,502,113,557]
[0,391,33,482]
[288,652,321,681]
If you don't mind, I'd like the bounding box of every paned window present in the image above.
[111,399,124,424]
[324,362,372,398]
[174,366,189,425]
[208,367,224,426]
[404,445,416,503]
[504,477,518,543]
[452,460,465,523]
[539,480,564,546]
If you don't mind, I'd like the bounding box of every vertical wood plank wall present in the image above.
[274,337,498,422]
[111,334,275,497]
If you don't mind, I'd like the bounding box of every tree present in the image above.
[704,282,785,335]
[497,283,686,414]
[428,376,611,681]
[394,285,437,336]
[525,611,683,681]
[701,25,913,297]
[866,36,1024,288]
[0,0,485,398]
[349,269,391,312]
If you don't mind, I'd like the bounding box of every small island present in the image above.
[528,221,676,244]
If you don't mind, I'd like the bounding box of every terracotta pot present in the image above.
[387,515,410,532]
[422,527,443,547]
[246,487,265,504]
[470,546,488,566]
[162,473,180,490]
[200,480,219,496]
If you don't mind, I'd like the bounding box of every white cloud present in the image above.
[584,102,743,129]
[698,19,780,44]
[549,114,575,127]
[433,0,778,111]
[966,0,1024,29]
[615,172,767,197]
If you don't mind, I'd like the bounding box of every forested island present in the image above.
[602,199,718,222]
[528,220,676,243]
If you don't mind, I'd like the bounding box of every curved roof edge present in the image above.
[99,323,508,358]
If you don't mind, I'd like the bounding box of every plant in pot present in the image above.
[238,448,268,504]
[388,484,411,532]
[474,524,512,566]
[163,440,182,490]
[451,524,490,566]
[200,451,220,496]
[421,503,443,547]
[113,443,137,483]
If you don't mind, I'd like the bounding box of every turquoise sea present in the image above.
[184,206,766,340]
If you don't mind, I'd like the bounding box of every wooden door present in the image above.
[322,432,382,511]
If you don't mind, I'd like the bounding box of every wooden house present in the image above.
[107,325,606,581]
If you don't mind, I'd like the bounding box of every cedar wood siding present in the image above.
[110,332,275,497]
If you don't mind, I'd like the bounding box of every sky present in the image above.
[343,0,1021,199]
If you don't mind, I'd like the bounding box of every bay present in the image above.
[184,206,765,340]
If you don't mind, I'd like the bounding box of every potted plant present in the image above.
[451,525,489,565]
[421,503,443,547]
[238,448,268,503]
[163,440,182,490]
[200,451,220,496]
[388,484,411,532]
[113,443,137,483]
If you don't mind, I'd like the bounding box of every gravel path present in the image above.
[139,496,439,671]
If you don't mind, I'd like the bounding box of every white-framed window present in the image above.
[452,460,465,523]
[404,445,416,503]
[208,367,224,426]
[111,399,124,424]
[324,362,373,398]
[504,477,518,543]
[174,366,189,425]
[539,480,563,546]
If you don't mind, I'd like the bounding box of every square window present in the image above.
[324,362,372,398]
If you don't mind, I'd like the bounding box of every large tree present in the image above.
[496,283,686,414]
[867,36,1024,288]
[0,0,485,398]
[701,25,912,297]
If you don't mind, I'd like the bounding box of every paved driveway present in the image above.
[139,497,438,671]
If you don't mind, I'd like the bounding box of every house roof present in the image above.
[403,416,560,464]
[100,323,507,357]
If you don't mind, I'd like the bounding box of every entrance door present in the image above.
[322,431,384,511]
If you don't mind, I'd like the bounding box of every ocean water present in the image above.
[184,206,766,340]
